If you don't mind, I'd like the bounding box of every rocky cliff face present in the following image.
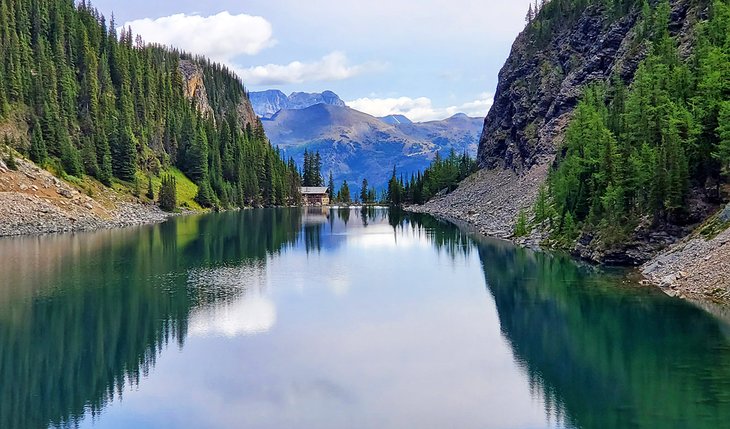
[178,59,259,131]
[478,0,696,171]
[236,94,260,131]
[178,60,215,120]
[287,90,346,110]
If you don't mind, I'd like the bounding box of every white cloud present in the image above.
[347,92,493,122]
[239,51,385,85]
[123,12,275,63]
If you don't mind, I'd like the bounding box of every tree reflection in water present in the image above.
[0,209,729,429]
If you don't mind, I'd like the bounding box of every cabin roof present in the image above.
[300,187,329,195]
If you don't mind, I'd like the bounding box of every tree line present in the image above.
[525,0,642,48]
[386,150,478,206]
[0,0,301,210]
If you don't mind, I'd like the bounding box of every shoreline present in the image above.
[0,157,175,238]
[0,193,173,238]
[406,197,730,306]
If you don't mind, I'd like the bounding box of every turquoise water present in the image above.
[1,208,729,429]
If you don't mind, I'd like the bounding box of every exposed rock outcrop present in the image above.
[179,60,215,120]
[178,59,259,132]
[236,94,259,131]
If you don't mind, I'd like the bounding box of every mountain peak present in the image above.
[250,90,346,118]
[380,114,413,126]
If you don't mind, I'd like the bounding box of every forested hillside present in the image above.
[541,0,730,248]
[0,0,300,209]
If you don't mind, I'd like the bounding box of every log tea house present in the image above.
[300,187,330,206]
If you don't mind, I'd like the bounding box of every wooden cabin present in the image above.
[300,187,330,206]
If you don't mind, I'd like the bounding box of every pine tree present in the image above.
[113,126,138,182]
[29,120,47,165]
[533,185,550,224]
[387,166,403,207]
[146,175,155,200]
[526,4,534,24]
[514,209,529,237]
[59,129,83,177]
[195,181,215,208]
[714,101,730,177]
[97,135,113,186]
[0,67,8,118]
[314,151,323,186]
[361,178,369,203]
[328,171,335,201]
[302,149,310,186]
[158,175,177,212]
[81,137,99,177]
[338,180,351,204]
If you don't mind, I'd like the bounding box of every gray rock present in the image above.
[718,203,730,223]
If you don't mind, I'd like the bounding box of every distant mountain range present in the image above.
[257,98,483,192]
[249,90,346,119]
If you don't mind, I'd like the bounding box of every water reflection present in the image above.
[400,215,730,429]
[0,209,728,428]
[0,209,303,429]
[188,261,276,337]
[475,240,730,429]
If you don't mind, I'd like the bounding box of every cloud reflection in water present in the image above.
[187,262,277,337]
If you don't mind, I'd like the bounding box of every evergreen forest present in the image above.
[0,0,301,209]
[542,0,730,243]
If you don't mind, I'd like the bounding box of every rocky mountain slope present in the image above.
[179,60,215,120]
[0,154,168,236]
[642,204,730,301]
[262,104,482,190]
[249,90,346,118]
[478,0,697,171]
[415,2,659,222]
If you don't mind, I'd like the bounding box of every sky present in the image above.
[90,0,534,121]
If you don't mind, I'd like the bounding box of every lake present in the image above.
[1,208,729,429]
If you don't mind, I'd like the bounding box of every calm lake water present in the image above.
[1,208,730,429]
